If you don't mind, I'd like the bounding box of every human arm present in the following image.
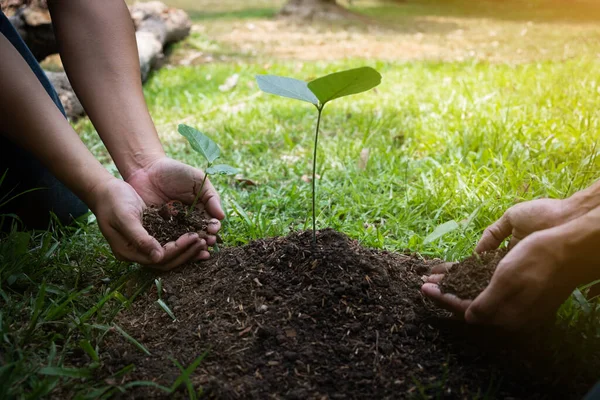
[0,33,205,268]
[46,0,224,226]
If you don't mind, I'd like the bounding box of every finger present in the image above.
[158,234,203,265]
[421,283,472,315]
[206,219,221,235]
[149,240,206,271]
[104,225,160,264]
[475,213,513,253]
[465,283,503,325]
[198,178,225,220]
[202,219,221,246]
[195,250,211,261]
[430,262,454,274]
[113,216,163,263]
[507,236,521,249]
[426,274,445,284]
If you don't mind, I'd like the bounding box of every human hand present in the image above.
[125,157,225,247]
[419,198,575,317]
[423,230,576,330]
[476,198,581,253]
[89,178,209,270]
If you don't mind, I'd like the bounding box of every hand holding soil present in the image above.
[75,155,224,272]
[422,194,600,330]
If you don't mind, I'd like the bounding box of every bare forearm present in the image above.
[0,34,113,210]
[47,0,165,180]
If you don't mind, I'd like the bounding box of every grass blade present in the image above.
[113,324,151,356]
[157,299,177,321]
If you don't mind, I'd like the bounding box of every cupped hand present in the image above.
[125,157,224,246]
[90,178,210,270]
[422,230,576,330]
[476,198,579,253]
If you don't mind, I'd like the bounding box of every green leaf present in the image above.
[39,366,91,379]
[255,75,319,105]
[572,288,591,315]
[307,67,381,105]
[157,299,177,321]
[178,124,221,164]
[113,324,151,356]
[80,339,99,362]
[205,164,239,175]
[423,220,461,245]
[170,353,208,395]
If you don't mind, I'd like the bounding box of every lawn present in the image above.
[2,0,600,398]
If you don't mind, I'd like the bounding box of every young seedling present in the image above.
[178,124,238,214]
[255,67,381,243]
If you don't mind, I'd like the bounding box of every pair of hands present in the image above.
[89,157,224,271]
[422,198,587,330]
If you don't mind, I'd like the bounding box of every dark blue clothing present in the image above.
[0,10,88,230]
[586,383,600,400]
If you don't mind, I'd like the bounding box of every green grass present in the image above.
[2,0,600,398]
[135,58,600,259]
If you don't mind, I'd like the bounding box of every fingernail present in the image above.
[150,249,162,263]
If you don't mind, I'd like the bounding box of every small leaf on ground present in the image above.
[307,67,381,105]
[423,220,461,245]
[235,176,258,187]
[256,75,319,105]
[178,125,221,163]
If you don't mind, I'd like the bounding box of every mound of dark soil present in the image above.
[440,249,508,299]
[143,201,210,245]
[102,230,598,399]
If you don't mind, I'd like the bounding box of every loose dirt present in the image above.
[440,249,507,299]
[102,230,599,399]
[143,201,210,246]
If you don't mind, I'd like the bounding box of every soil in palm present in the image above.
[100,230,599,399]
[142,201,210,245]
[439,249,508,299]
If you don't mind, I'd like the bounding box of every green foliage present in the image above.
[307,67,382,105]
[255,67,382,242]
[255,75,319,105]
[178,124,221,164]
[206,164,240,175]
[424,220,461,245]
[177,124,238,211]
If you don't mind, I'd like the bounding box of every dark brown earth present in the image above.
[101,230,599,399]
[439,249,508,299]
[143,201,210,245]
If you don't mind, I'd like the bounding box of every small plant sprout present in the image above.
[178,124,238,213]
[256,67,382,243]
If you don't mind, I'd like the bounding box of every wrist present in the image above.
[86,175,121,214]
[119,149,166,181]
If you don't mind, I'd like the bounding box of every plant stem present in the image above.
[312,106,324,244]
[189,167,210,214]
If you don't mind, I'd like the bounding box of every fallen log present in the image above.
[1,1,191,119]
